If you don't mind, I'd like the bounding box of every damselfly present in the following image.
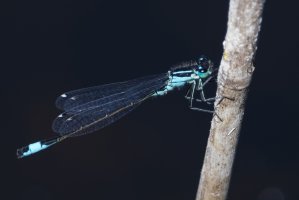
[16,56,216,158]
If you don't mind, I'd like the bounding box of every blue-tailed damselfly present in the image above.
[16,55,216,158]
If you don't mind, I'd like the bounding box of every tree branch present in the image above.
[195,0,266,200]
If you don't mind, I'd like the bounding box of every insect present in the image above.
[16,55,216,158]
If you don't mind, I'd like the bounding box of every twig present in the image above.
[195,0,266,200]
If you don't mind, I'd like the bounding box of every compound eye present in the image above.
[198,66,207,73]
[198,56,210,73]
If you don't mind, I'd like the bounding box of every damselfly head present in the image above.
[196,55,214,78]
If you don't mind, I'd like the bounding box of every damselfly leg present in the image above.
[185,76,215,113]
[196,76,216,104]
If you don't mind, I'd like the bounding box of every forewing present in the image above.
[55,74,166,111]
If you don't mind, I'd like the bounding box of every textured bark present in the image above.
[195,0,266,200]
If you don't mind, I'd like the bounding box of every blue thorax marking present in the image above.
[172,70,193,75]
[153,69,199,96]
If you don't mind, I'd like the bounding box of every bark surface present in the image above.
[195,0,266,200]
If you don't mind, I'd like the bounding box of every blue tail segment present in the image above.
[16,137,60,158]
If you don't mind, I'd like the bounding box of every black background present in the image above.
[4,0,299,200]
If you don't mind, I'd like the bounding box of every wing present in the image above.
[55,74,166,111]
[15,74,168,158]
[52,73,169,137]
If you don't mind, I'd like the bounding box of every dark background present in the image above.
[4,0,299,199]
